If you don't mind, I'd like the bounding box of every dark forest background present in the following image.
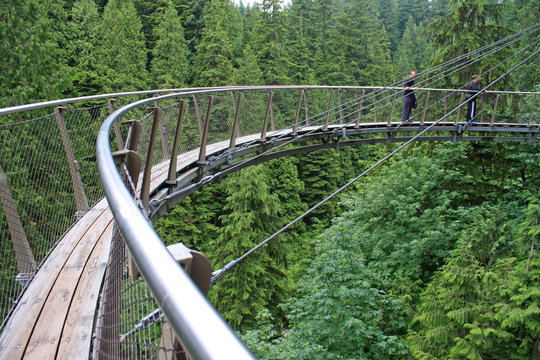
[1,0,539,358]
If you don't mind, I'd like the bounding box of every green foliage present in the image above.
[193,0,234,86]
[150,0,189,89]
[67,0,102,96]
[209,165,288,331]
[0,0,69,107]
[424,0,512,87]
[408,198,540,359]
[98,0,149,92]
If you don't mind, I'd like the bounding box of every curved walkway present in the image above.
[0,120,538,360]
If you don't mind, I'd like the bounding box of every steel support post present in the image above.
[54,107,89,214]
[229,93,243,149]
[355,90,365,127]
[529,94,537,126]
[422,91,430,124]
[140,106,162,210]
[480,95,485,123]
[107,99,124,150]
[491,95,500,125]
[292,90,303,135]
[338,89,344,124]
[519,94,524,124]
[0,165,36,275]
[444,90,448,116]
[154,99,171,160]
[388,91,397,125]
[455,93,464,124]
[198,96,214,164]
[261,91,273,139]
[192,95,204,141]
[303,89,309,125]
[167,100,186,186]
[373,93,378,123]
[324,90,334,131]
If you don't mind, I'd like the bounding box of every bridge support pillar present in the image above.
[0,165,36,276]
[54,107,89,216]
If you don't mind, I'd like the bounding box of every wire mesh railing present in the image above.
[0,86,537,359]
[94,86,539,360]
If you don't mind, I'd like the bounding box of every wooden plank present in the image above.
[22,209,113,360]
[56,220,114,360]
[0,199,109,360]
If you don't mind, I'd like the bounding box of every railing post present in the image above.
[355,89,365,127]
[292,90,303,135]
[388,91,397,125]
[455,93,464,124]
[444,90,448,116]
[154,98,170,160]
[123,120,142,152]
[491,95,500,125]
[261,90,273,139]
[54,106,89,215]
[324,90,334,131]
[0,165,36,276]
[198,96,214,164]
[519,94,525,124]
[421,91,430,124]
[229,92,243,149]
[167,100,186,186]
[529,94,537,126]
[140,105,162,210]
[338,88,344,124]
[480,95,485,123]
[107,99,124,150]
[373,93,378,123]
[303,88,309,125]
[192,94,204,140]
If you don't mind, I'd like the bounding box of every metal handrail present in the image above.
[96,89,257,360]
[95,85,539,359]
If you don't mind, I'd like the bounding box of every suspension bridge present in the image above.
[0,28,539,359]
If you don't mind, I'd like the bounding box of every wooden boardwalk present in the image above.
[0,199,113,360]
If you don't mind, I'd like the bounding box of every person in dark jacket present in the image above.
[402,71,418,123]
[465,74,486,123]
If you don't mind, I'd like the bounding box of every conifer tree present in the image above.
[98,0,148,92]
[150,0,189,89]
[193,0,234,87]
[253,0,292,85]
[209,165,288,331]
[0,0,69,107]
[66,0,102,96]
[424,0,511,87]
[394,16,430,76]
[231,44,264,85]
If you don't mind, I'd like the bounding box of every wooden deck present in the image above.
[0,199,113,360]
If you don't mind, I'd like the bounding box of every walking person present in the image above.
[465,74,486,124]
[402,71,418,123]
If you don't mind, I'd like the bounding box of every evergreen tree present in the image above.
[66,0,102,96]
[253,0,292,85]
[424,0,511,87]
[209,165,288,331]
[0,0,69,108]
[193,0,234,87]
[98,0,148,92]
[231,44,264,85]
[408,201,540,359]
[394,16,430,76]
[150,0,189,89]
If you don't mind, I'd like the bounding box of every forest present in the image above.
[1,0,539,358]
